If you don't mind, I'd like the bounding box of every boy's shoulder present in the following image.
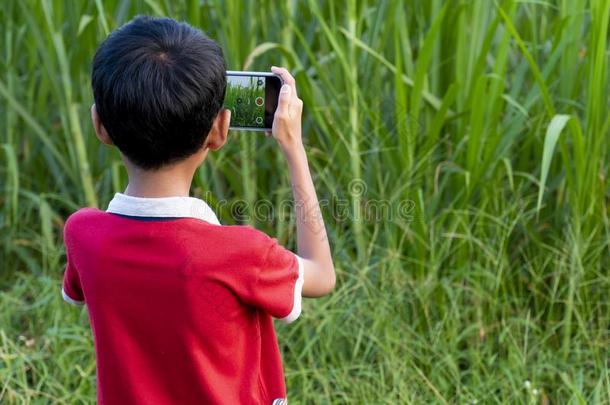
[66,207,104,219]
[198,223,283,261]
[64,207,280,253]
[64,207,106,232]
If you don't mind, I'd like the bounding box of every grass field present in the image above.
[1,0,609,403]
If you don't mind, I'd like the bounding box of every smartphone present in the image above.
[225,71,283,131]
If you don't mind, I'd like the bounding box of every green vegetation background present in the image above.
[1,0,609,403]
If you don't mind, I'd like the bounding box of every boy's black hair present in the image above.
[92,16,226,169]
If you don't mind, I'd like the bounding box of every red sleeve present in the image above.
[61,216,85,306]
[240,235,304,323]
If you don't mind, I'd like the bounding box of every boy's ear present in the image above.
[91,104,113,145]
[204,108,231,151]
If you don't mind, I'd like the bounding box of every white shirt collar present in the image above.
[106,192,221,225]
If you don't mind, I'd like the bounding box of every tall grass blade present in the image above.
[537,114,570,213]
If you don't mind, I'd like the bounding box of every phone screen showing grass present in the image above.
[225,74,280,130]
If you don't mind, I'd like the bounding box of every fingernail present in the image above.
[280,84,291,94]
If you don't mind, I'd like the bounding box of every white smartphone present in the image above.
[225,71,283,131]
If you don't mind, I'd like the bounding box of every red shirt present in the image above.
[62,193,303,405]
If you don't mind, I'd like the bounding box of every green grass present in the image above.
[1,0,609,403]
[225,76,266,128]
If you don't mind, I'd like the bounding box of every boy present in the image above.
[61,16,335,404]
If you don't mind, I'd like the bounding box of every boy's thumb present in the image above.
[276,84,291,113]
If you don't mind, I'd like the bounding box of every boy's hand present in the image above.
[269,66,304,156]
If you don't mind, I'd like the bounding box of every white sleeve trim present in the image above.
[62,287,85,306]
[281,255,304,324]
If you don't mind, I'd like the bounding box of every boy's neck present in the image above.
[122,155,202,198]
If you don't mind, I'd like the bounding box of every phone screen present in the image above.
[225,73,282,130]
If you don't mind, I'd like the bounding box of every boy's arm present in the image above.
[270,66,335,298]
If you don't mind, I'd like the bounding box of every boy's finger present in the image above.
[275,84,292,117]
[272,67,294,86]
[271,66,298,98]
